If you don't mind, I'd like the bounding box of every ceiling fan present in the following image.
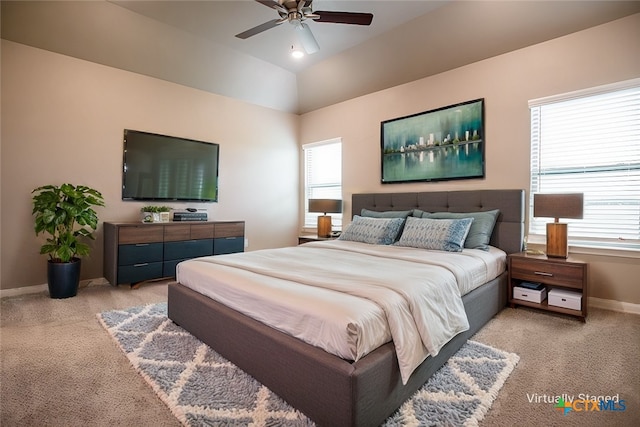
[235,0,374,54]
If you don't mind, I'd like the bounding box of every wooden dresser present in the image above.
[104,221,244,287]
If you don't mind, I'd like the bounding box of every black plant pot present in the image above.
[47,258,81,299]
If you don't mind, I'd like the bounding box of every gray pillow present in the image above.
[419,209,500,251]
[361,208,412,219]
[412,209,430,217]
[339,215,405,245]
[394,217,474,252]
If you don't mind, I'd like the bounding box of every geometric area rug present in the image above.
[98,303,519,427]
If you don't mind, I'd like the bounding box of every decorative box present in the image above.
[513,286,547,303]
[548,289,582,311]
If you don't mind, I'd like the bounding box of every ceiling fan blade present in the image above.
[295,22,319,54]
[255,0,288,15]
[235,19,284,39]
[313,11,373,26]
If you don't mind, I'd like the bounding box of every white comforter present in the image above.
[176,240,506,384]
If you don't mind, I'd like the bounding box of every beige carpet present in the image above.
[1,281,639,426]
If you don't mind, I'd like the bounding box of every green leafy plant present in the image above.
[140,206,171,213]
[32,183,105,262]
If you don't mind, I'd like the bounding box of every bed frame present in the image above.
[168,189,525,426]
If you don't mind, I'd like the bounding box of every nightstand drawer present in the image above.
[510,258,584,289]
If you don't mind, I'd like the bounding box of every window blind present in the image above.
[529,80,640,250]
[303,139,342,228]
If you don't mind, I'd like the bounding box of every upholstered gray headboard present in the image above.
[351,189,525,254]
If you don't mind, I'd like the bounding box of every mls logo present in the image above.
[555,397,626,415]
[599,399,626,412]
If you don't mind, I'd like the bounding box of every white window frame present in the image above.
[303,138,343,230]
[528,78,640,256]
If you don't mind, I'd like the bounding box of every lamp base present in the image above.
[317,215,332,238]
[546,222,568,258]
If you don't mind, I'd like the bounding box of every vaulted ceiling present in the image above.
[2,1,639,114]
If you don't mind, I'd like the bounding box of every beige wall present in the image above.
[2,14,639,305]
[300,14,640,305]
[1,40,300,290]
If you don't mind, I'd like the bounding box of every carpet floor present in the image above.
[2,281,639,426]
[97,302,519,426]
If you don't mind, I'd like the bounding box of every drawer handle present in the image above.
[135,243,150,247]
[534,271,553,277]
[134,263,149,267]
[225,237,237,240]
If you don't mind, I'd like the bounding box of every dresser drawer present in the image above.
[118,242,163,265]
[163,225,191,242]
[214,222,244,238]
[162,259,186,278]
[118,226,164,244]
[164,239,213,261]
[510,257,584,289]
[118,262,163,284]
[190,224,215,240]
[214,237,244,255]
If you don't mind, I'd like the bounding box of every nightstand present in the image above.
[298,235,338,245]
[508,252,588,322]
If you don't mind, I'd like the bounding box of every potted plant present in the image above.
[140,206,171,223]
[32,183,105,298]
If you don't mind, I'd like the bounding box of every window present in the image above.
[303,139,342,229]
[529,79,640,250]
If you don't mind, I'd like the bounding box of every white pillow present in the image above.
[339,215,405,245]
[394,216,474,252]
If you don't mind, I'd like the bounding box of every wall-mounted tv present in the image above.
[122,129,219,202]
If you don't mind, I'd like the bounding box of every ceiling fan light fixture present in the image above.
[295,22,319,54]
[291,45,305,59]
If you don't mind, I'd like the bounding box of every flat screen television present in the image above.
[122,129,219,202]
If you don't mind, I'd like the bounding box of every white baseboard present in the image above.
[589,297,640,315]
[0,283,49,299]
[0,277,110,299]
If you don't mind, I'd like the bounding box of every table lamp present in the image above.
[308,199,342,238]
[533,193,583,258]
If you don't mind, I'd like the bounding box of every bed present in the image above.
[168,189,525,426]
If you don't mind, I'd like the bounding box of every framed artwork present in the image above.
[381,98,485,183]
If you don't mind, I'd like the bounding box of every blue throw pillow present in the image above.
[394,217,474,252]
[339,215,405,245]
